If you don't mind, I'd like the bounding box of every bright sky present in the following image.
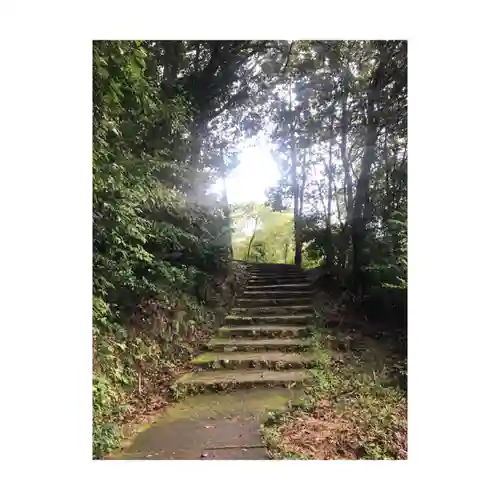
[209,136,331,238]
[211,138,280,205]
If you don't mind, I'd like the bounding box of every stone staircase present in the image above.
[176,263,317,393]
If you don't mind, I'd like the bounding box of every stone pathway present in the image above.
[111,263,316,460]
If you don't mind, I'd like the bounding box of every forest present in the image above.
[93,40,407,458]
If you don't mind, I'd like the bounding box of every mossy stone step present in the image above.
[218,324,309,338]
[247,280,309,287]
[176,368,312,392]
[191,351,319,370]
[248,269,300,274]
[242,290,313,300]
[248,274,307,280]
[249,273,301,276]
[245,283,312,292]
[231,305,314,316]
[206,337,313,352]
[224,314,313,326]
[248,275,305,281]
[236,297,313,307]
[247,264,298,271]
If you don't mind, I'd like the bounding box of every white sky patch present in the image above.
[210,134,331,228]
[211,138,280,205]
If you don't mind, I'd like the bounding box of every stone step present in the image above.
[247,271,307,279]
[206,337,313,352]
[176,368,312,391]
[242,289,313,298]
[191,351,319,370]
[249,278,305,284]
[247,263,298,270]
[231,305,314,316]
[248,272,304,279]
[224,314,313,326]
[217,324,309,338]
[247,278,305,284]
[243,287,311,294]
[248,265,302,271]
[236,297,313,307]
[245,283,312,292]
[250,268,302,272]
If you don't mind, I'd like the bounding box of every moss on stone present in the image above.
[191,352,214,364]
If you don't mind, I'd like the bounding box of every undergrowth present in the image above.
[261,313,407,460]
[92,40,251,459]
[93,296,213,458]
[92,263,249,459]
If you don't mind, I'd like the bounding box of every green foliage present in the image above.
[263,40,407,316]
[363,209,407,323]
[92,41,239,458]
[232,203,295,263]
[92,375,123,458]
[262,324,407,460]
[92,39,408,458]
[382,214,407,290]
[302,222,350,269]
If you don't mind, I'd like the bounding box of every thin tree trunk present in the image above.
[297,149,308,267]
[299,148,307,219]
[339,73,354,273]
[383,128,391,223]
[332,180,343,226]
[325,114,335,266]
[314,168,328,222]
[351,45,388,293]
[220,147,233,261]
[289,82,302,267]
[246,217,259,260]
[340,75,354,227]
[332,179,348,270]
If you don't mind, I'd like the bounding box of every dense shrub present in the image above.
[92,41,235,458]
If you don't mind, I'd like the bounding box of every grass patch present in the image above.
[261,321,407,460]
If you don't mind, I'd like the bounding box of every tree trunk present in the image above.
[340,75,354,227]
[299,148,307,219]
[190,122,203,172]
[333,180,348,271]
[246,217,259,260]
[338,73,353,273]
[292,145,301,266]
[289,82,302,267]
[325,115,335,266]
[351,45,388,293]
[383,128,391,224]
[220,148,233,261]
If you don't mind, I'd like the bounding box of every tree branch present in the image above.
[332,179,345,227]
[280,41,295,74]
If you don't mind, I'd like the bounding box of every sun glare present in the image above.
[211,139,280,205]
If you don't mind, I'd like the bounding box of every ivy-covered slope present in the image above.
[92,41,242,458]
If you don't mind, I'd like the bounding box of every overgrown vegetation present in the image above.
[92,41,262,458]
[232,203,295,263]
[259,41,407,322]
[214,41,408,322]
[93,40,407,459]
[261,313,407,460]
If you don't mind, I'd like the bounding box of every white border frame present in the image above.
[2,2,499,498]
